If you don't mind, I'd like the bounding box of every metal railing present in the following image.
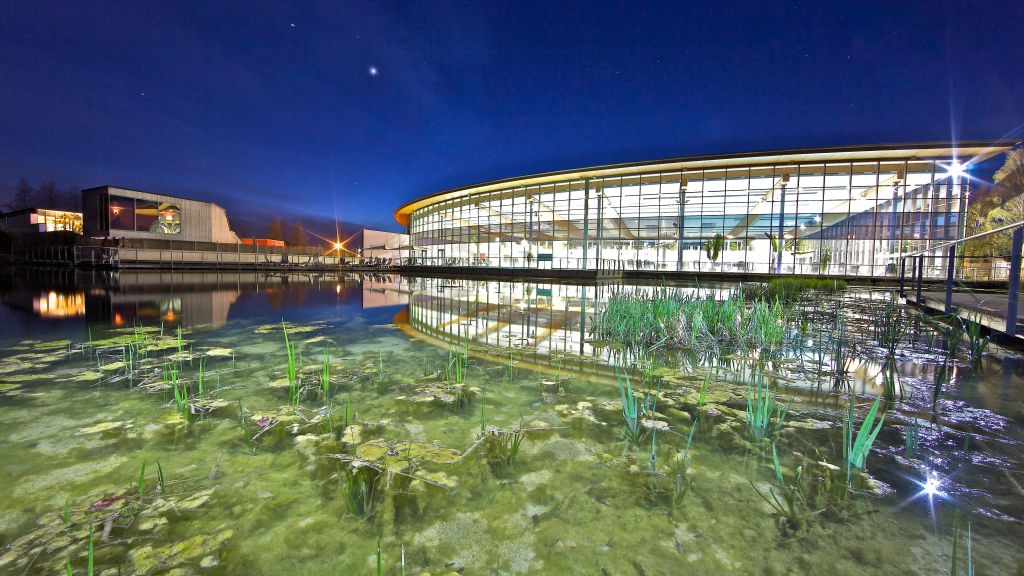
[897,219,1024,336]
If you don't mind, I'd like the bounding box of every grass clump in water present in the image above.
[596,289,789,353]
[757,277,847,303]
[745,369,789,443]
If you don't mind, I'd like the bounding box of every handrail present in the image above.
[900,219,1024,259]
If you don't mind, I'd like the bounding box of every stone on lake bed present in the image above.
[129,529,234,574]
[203,347,234,357]
[355,439,461,467]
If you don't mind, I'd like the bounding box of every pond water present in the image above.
[0,270,1022,575]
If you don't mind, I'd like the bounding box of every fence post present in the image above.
[915,254,924,304]
[944,245,955,313]
[898,257,906,298]
[1006,227,1023,336]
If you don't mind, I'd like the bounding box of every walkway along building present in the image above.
[395,142,1015,278]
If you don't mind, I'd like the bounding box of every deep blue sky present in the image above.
[1,1,1022,235]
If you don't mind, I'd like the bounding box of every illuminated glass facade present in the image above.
[399,144,1010,277]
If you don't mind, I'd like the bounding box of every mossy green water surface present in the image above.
[0,274,1021,574]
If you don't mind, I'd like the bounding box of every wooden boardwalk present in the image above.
[915,290,1023,339]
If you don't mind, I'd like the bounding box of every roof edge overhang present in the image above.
[394,140,1019,226]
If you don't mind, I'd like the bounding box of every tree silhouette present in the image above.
[266,218,284,241]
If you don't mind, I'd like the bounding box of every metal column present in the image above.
[1007,228,1023,336]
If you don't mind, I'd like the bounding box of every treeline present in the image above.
[3,178,82,212]
[964,147,1024,258]
[234,217,310,246]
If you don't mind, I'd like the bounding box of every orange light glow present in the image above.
[32,291,85,318]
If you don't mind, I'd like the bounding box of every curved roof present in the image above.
[394,140,1016,226]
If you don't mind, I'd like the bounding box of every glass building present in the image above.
[396,142,1012,277]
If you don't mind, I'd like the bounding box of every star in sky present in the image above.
[368,66,378,76]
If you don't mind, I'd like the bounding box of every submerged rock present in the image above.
[129,529,234,574]
[356,439,461,468]
[77,420,133,435]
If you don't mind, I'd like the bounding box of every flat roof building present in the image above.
[395,142,1016,277]
[82,186,240,244]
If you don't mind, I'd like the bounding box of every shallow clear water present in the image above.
[1,270,1022,575]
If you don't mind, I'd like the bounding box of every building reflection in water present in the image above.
[33,291,86,318]
[399,277,905,399]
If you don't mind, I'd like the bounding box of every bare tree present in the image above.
[36,180,60,208]
[63,185,82,211]
[288,220,307,247]
[9,178,34,210]
[266,218,284,241]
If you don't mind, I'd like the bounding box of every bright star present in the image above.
[369,66,379,76]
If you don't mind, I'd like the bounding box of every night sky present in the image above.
[2,1,1022,236]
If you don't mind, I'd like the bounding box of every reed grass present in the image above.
[616,367,644,448]
[320,346,331,399]
[87,524,94,576]
[156,460,165,492]
[904,417,920,459]
[757,277,847,303]
[481,422,526,477]
[138,461,146,497]
[966,317,989,365]
[745,370,788,442]
[844,396,885,477]
[282,321,299,406]
[344,463,381,517]
[597,290,789,354]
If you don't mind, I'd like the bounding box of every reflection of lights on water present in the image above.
[336,284,342,294]
[898,470,949,526]
[33,291,85,318]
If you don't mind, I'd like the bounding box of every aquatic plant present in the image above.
[196,357,206,396]
[757,277,846,303]
[481,423,526,477]
[904,417,920,460]
[844,396,885,477]
[597,289,789,355]
[169,365,195,422]
[873,293,908,357]
[63,497,70,525]
[966,317,989,365]
[138,461,146,497]
[831,312,852,391]
[671,422,698,506]
[156,460,165,492]
[343,462,382,517]
[616,367,644,448]
[881,357,901,405]
[282,321,300,406]
[751,464,824,534]
[445,343,466,385]
[320,346,331,399]
[951,512,975,576]
[745,370,788,442]
[933,361,952,409]
[87,524,94,576]
[376,538,382,576]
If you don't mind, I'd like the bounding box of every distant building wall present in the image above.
[0,208,83,235]
[82,186,240,244]
[358,229,410,261]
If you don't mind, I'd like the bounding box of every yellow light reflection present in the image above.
[33,291,85,318]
